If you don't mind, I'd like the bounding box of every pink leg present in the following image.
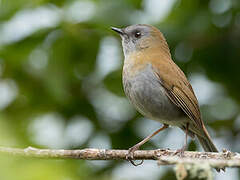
[175,123,189,156]
[127,124,169,166]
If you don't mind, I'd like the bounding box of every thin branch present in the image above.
[0,146,239,169]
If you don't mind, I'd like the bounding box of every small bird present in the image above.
[112,24,223,171]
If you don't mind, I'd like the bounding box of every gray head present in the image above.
[111,24,167,57]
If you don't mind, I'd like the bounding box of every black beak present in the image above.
[111,27,124,35]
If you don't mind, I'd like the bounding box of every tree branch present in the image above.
[0,146,239,169]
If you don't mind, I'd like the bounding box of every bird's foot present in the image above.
[126,145,144,166]
[174,146,186,157]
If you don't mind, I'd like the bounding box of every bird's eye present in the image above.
[134,31,141,38]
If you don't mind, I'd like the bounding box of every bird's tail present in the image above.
[196,125,225,172]
[196,127,218,152]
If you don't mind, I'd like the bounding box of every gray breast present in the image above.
[123,64,185,125]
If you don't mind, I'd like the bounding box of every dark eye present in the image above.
[134,31,141,38]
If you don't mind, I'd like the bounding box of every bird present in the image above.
[111,24,223,172]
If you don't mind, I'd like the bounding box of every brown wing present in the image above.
[152,60,203,129]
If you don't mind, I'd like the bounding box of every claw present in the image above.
[128,158,144,166]
[126,145,144,166]
[174,147,186,157]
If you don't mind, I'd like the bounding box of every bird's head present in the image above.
[111,24,170,58]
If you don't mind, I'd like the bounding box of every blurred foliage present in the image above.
[0,0,240,180]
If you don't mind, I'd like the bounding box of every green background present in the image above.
[0,0,239,179]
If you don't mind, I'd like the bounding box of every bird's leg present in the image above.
[175,123,189,157]
[127,124,169,166]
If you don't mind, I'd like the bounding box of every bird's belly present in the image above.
[123,64,185,125]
